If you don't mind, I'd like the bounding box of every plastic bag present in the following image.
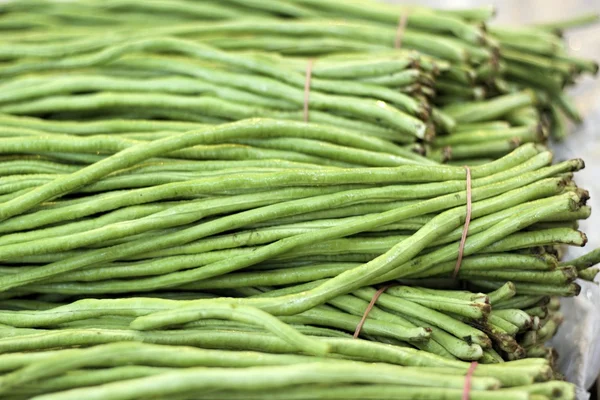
[551,281,600,400]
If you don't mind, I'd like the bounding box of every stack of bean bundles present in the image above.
[0,1,598,399]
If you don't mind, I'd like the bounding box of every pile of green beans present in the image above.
[0,35,443,142]
[0,122,597,398]
[0,340,575,400]
[0,287,582,399]
[0,1,599,399]
[0,0,596,162]
[498,295,565,364]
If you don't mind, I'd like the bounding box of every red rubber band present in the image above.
[353,285,394,339]
[395,14,409,49]
[303,59,314,122]
[452,166,472,279]
[462,361,479,400]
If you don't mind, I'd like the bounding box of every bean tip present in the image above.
[476,335,493,350]
[571,283,582,296]
[562,265,579,282]
[513,345,527,360]
[577,188,590,205]
[536,123,549,140]
[423,123,436,143]
[509,137,522,148]
[478,302,492,316]
[556,177,569,191]
[579,231,589,247]
[441,146,452,163]
[409,58,421,70]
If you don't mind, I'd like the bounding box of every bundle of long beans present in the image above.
[0,41,441,145]
[1,1,596,134]
[0,123,599,399]
[0,0,597,163]
[0,1,599,399]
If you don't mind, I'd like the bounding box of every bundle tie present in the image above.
[462,362,479,400]
[303,59,314,122]
[355,167,471,337]
[353,284,394,339]
[395,13,409,49]
[452,166,472,279]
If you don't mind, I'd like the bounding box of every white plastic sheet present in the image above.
[552,282,600,400]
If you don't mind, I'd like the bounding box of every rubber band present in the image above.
[353,284,394,339]
[452,166,472,279]
[462,361,479,400]
[395,14,409,49]
[303,59,314,122]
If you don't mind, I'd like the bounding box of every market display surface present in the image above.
[0,1,599,399]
